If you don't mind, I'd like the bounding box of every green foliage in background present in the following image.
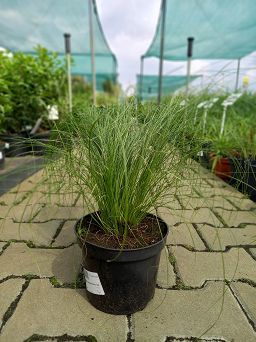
[0,46,65,133]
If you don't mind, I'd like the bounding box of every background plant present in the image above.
[0,46,65,133]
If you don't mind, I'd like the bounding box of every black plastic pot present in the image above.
[230,158,256,202]
[242,160,256,201]
[229,158,244,186]
[29,131,51,156]
[0,142,5,169]
[75,213,168,315]
[0,132,30,157]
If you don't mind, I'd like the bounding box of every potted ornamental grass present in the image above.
[43,101,199,315]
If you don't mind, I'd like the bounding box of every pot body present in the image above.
[211,155,232,181]
[230,159,256,201]
[75,213,168,315]
[245,160,256,201]
[0,143,5,169]
[29,131,51,156]
[0,132,30,157]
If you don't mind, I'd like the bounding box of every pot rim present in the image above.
[75,211,168,253]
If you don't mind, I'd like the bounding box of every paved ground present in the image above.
[0,157,43,195]
[0,163,256,341]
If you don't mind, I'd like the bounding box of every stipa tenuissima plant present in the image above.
[44,100,200,239]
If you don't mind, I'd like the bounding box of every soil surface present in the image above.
[78,213,166,249]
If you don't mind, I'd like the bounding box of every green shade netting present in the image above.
[0,0,117,90]
[144,0,256,60]
[83,73,117,91]
[137,75,199,100]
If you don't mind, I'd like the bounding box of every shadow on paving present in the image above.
[0,157,44,196]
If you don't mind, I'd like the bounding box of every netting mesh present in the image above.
[144,0,256,61]
[0,0,117,89]
[137,75,199,100]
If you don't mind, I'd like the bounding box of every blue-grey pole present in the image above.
[89,0,96,105]
[139,56,144,101]
[157,0,167,104]
[64,33,72,112]
[186,37,194,96]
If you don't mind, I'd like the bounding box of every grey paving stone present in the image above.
[166,223,205,250]
[171,246,256,287]
[214,209,256,227]
[178,196,235,210]
[0,193,24,206]
[198,185,246,199]
[231,282,256,327]
[157,248,176,288]
[227,197,256,210]
[53,220,76,246]
[198,225,256,251]
[0,278,25,325]
[133,283,256,342]
[0,219,61,245]
[0,204,42,222]
[21,192,79,206]
[0,243,82,283]
[34,206,88,222]
[175,186,201,197]
[0,242,6,253]
[9,177,41,193]
[249,248,256,259]
[160,196,183,210]
[0,279,126,342]
[157,208,222,227]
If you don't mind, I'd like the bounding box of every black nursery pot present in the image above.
[0,132,30,157]
[0,142,5,169]
[75,213,168,315]
[230,159,256,202]
[29,131,51,156]
[242,160,256,201]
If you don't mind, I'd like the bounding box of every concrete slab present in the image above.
[171,246,256,287]
[0,242,6,253]
[198,224,256,251]
[178,196,235,210]
[34,207,88,222]
[197,185,246,199]
[249,248,256,259]
[0,279,127,342]
[21,192,79,206]
[0,193,24,206]
[0,243,82,283]
[0,278,25,324]
[231,282,256,327]
[0,219,61,245]
[0,204,42,222]
[166,223,205,250]
[53,221,76,246]
[157,208,222,227]
[134,283,256,342]
[227,197,256,211]
[157,247,176,288]
[214,209,256,227]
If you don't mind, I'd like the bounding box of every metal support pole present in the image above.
[202,108,208,134]
[186,37,194,96]
[157,0,167,104]
[89,0,96,105]
[139,57,144,101]
[220,106,227,136]
[235,58,241,92]
[64,33,72,112]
